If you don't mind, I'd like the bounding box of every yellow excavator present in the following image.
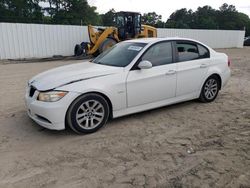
[74,11,157,57]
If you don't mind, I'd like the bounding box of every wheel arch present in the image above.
[205,66,223,90]
[64,91,113,130]
[88,91,113,119]
[207,73,222,90]
[66,91,113,119]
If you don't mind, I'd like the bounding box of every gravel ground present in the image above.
[0,48,249,188]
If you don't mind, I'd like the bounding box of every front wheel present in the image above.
[66,94,110,134]
[199,75,220,102]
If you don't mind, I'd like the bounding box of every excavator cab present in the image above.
[114,11,142,40]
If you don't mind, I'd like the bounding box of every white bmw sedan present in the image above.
[25,38,230,133]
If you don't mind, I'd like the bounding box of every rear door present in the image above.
[174,41,210,96]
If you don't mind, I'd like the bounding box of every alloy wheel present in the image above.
[204,78,218,100]
[76,100,105,130]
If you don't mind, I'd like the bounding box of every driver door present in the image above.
[126,41,177,107]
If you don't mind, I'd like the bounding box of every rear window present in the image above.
[177,42,199,62]
[176,41,210,62]
[198,44,210,58]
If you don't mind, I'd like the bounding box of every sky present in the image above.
[88,0,250,21]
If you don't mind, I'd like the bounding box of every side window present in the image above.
[141,42,173,66]
[176,42,199,62]
[198,44,210,58]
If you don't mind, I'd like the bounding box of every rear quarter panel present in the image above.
[206,50,230,87]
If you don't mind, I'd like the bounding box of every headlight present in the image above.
[37,91,68,102]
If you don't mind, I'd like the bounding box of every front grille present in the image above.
[29,86,36,97]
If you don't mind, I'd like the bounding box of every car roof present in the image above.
[123,37,213,51]
[123,37,201,44]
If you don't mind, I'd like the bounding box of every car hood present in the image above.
[29,61,122,91]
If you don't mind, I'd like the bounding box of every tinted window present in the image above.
[93,42,146,67]
[198,44,209,58]
[177,42,199,62]
[141,42,172,66]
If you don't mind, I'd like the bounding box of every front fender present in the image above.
[56,73,127,111]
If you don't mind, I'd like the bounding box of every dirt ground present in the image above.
[0,48,250,188]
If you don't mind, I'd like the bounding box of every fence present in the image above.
[0,23,89,60]
[157,28,245,49]
[0,23,245,60]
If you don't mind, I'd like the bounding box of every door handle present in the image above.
[200,63,208,68]
[165,70,176,75]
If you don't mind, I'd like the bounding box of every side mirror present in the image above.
[138,60,152,69]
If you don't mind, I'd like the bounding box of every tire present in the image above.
[199,75,220,103]
[80,42,88,56]
[98,38,117,54]
[66,93,110,134]
[74,44,83,56]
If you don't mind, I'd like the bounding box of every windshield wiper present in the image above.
[94,61,123,67]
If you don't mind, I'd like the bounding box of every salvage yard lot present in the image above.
[0,48,250,188]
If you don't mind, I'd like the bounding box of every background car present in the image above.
[25,38,231,134]
[244,37,250,46]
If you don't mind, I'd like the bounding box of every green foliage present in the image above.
[165,3,250,36]
[101,9,115,26]
[0,0,43,23]
[165,8,193,28]
[142,12,162,27]
[192,6,217,29]
[0,0,101,25]
[0,1,249,36]
[43,0,102,25]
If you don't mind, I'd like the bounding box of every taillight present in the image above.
[228,58,231,67]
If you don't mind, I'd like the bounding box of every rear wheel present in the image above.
[199,75,220,102]
[74,44,83,56]
[66,94,110,134]
[74,42,89,56]
[80,42,88,56]
[98,38,117,54]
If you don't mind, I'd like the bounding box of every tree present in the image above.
[165,3,250,36]
[217,3,238,29]
[43,0,101,25]
[142,12,162,27]
[236,13,250,36]
[0,1,249,36]
[0,0,102,25]
[0,0,43,23]
[101,8,115,26]
[166,8,194,28]
[219,3,236,12]
[192,6,217,29]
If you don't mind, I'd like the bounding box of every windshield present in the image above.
[93,42,147,67]
[115,15,125,27]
